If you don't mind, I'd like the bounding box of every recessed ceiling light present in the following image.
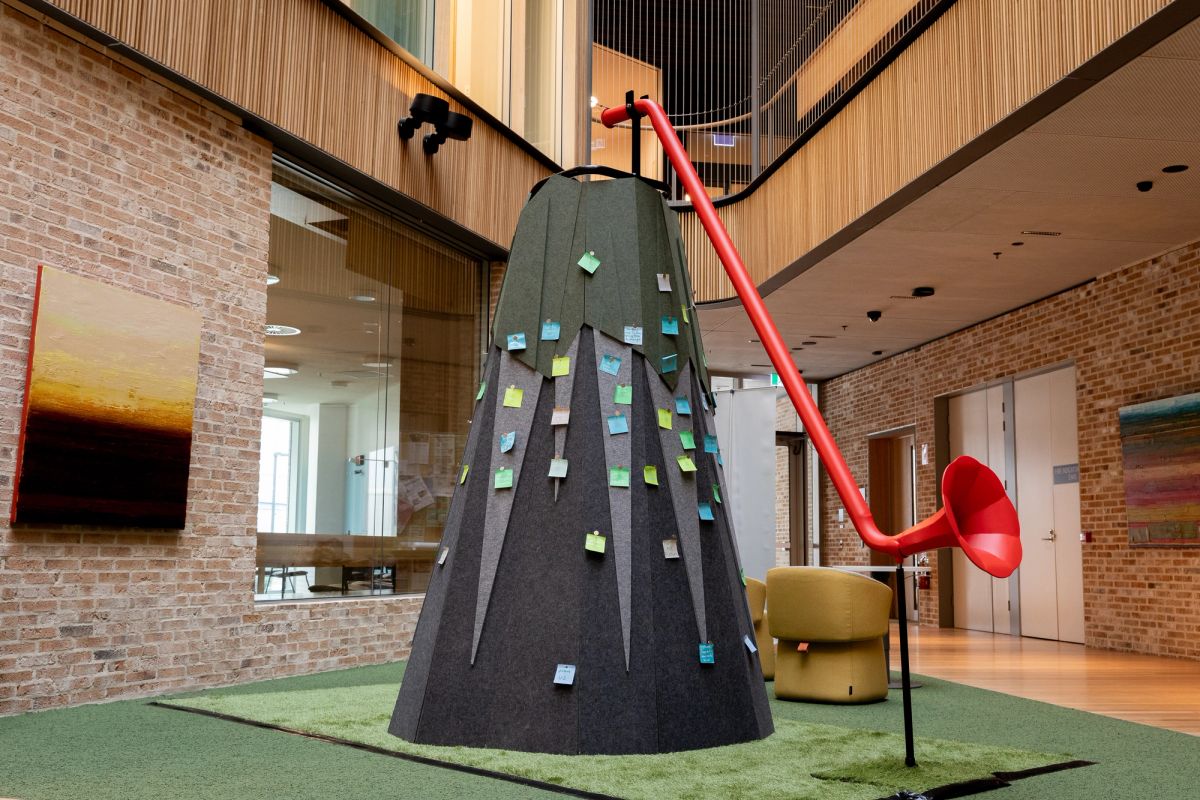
[264,361,299,378]
[911,286,935,297]
[750,363,772,368]
[349,292,377,303]
[808,334,835,339]
[790,346,804,351]
[266,274,280,286]
[1162,164,1189,173]
[748,338,760,343]
[1020,230,1061,237]
[802,341,817,346]
[1010,242,1024,247]
[265,324,301,336]
[262,392,280,405]
[872,350,884,356]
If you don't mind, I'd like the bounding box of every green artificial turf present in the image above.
[2,661,1197,800]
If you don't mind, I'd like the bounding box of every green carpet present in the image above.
[0,661,1196,800]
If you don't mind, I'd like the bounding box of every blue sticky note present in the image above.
[661,315,679,336]
[607,413,629,435]
[553,664,576,686]
[675,396,691,415]
[541,320,561,341]
[698,502,714,521]
[499,431,516,453]
[703,434,718,454]
[699,643,715,665]
[507,332,527,351]
[599,354,621,376]
[661,353,677,373]
[717,452,724,466]
[743,634,758,654]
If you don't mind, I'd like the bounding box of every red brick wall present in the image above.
[0,6,423,715]
[818,240,1200,657]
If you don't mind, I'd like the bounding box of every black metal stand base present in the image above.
[894,561,917,767]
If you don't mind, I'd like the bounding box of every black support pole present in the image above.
[895,560,917,767]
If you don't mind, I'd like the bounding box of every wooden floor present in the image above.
[892,623,1200,736]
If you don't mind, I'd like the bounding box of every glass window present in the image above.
[343,0,435,64]
[256,161,484,601]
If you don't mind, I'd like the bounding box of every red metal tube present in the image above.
[602,99,902,558]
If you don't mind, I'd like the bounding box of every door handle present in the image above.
[1042,529,1056,542]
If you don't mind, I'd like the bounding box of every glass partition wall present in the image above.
[256,161,484,601]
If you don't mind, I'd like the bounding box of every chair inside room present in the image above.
[264,566,310,596]
[744,577,776,680]
[766,566,891,703]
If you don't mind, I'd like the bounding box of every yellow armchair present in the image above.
[744,577,775,680]
[766,566,891,703]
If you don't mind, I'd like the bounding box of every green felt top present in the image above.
[492,175,710,394]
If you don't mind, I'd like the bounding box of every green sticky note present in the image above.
[679,430,695,450]
[578,250,600,274]
[713,484,722,503]
[459,464,469,484]
[609,466,630,488]
[644,465,659,486]
[475,381,486,401]
[681,304,690,324]
[494,467,513,489]
[657,408,672,429]
[585,530,606,554]
[503,386,523,408]
[614,384,632,405]
[552,356,571,377]
[677,454,697,473]
[549,458,568,478]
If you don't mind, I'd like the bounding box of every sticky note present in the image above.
[613,384,632,405]
[541,320,561,341]
[661,353,677,373]
[644,465,659,486]
[551,406,571,426]
[499,431,516,453]
[713,484,722,504]
[438,547,449,566]
[607,413,629,435]
[475,381,487,401]
[743,634,757,654]
[623,325,643,345]
[657,273,671,292]
[459,464,469,484]
[661,315,679,336]
[740,568,746,586]
[503,386,523,408]
[698,502,714,521]
[507,332,526,351]
[663,538,679,559]
[549,458,569,478]
[494,468,513,489]
[679,430,695,450]
[676,396,691,415]
[552,356,571,377]
[585,530,606,554]
[657,408,672,429]
[578,250,600,274]
[677,454,697,473]
[681,304,690,324]
[553,664,576,686]
[699,643,715,665]
[599,353,621,375]
[609,466,630,488]
[700,392,710,411]
[717,452,724,465]
[704,434,719,454]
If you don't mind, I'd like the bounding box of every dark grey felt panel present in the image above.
[591,329,633,670]
[643,359,707,643]
[472,351,543,664]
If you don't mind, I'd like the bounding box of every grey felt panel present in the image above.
[552,332,580,501]
[591,328,633,670]
[471,351,543,664]
[643,358,706,644]
[388,353,501,740]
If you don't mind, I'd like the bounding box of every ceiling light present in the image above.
[262,393,280,405]
[349,292,377,303]
[1136,180,1153,193]
[748,338,760,343]
[266,274,280,286]
[872,350,884,356]
[590,95,599,109]
[1010,242,1024,247]
[802,340,817,346]
[911,286,935,298]
[264,361,299,378]
[1162,164,1188,173]
[1020,230,1061,237]
[791,346,804,351]
[265,324,301,336]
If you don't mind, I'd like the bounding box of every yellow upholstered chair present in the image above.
[766,566,891,703]
[744,577,775,680]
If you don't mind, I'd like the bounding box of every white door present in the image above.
[1014,367,1084,643]
[949,386,1012,633]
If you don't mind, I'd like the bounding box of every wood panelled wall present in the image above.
[679,0,1172,303]
[42,0,552,249]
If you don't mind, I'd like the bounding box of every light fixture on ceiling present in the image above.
[349,292,377,303]
[1010,241,1024,247]
[748,338,760,343]
[802,340,818,346]
[911,286,935,298]
[590,95,599,109]
[265,324,301,336]
[872,350,884,356]
[262,392,280,405]
[1020,230,1061,237]
[1162,164,1189,173]
[264,361,300,378]
[1136,180,1154,193]
[266,274,280,286]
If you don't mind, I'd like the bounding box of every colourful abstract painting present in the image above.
[1119,392,1200,546]
[11,266,202,528]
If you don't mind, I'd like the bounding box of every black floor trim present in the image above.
[879,758,1095,800]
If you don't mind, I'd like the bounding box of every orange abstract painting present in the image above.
[11,266,202,528]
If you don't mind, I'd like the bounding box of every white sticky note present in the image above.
[743,634,757,653]
[551,407,571,426]
[656,273,671,292]
[624,325,643,345]
[662,538,679,560]
[438,547,449,566]
[553,663,576,685]
[548,458,568,478]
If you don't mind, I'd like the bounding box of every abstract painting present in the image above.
[11,266,202,528]
[1119,392,1200,546]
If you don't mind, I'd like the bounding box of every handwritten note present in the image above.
[599,353,621,375]
[657,273,672,292]
[661,353,677,373]
[698,643,714,665]
[585,530,606,554]
[499,431,516,453]
[553,664,576,686]
[704,434,718,454]
[552,356,571,377]
[677,454,697,473]
[607,413,629,435]
[609,466,630,488]
[613,384,632,405]
[549,458,569,478]
[662,538,679,559]
[503,386,524,408]
[541,320,561,341]
[623,325,643,346]
[551,406,571,426]
[679,430,695,450]
[507,332,527,351]
[698,502,714,521]
[494,467,513,489]
[675,395,691,415]
[644,465,659,486]
[661,315,679,336]
[578,250,600,274]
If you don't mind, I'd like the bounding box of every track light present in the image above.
[397,93,473,156]
[422,111,473,155]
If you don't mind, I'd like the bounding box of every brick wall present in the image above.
[0,6,424,715]
[818,240,1200,657]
